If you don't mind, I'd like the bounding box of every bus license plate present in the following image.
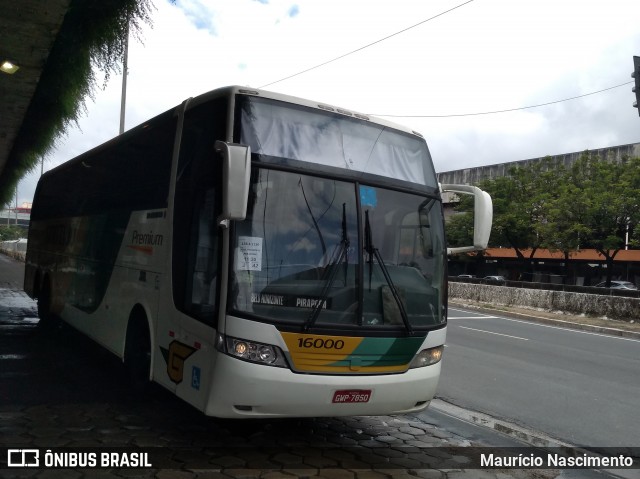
[332,390,371,404]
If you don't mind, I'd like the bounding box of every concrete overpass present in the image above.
[0,1,148,206]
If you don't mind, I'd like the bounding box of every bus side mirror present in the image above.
[216,141,251,225]
[440,184,493,255]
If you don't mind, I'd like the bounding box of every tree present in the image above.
[0,225,25,241]
[476,158,562,276]
[444,194,475,249]
[466,153,640,285]
[567,154,640,286]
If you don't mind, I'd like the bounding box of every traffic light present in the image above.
[633,56,640,116]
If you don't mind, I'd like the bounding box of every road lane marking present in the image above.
[451,307,640,342]
[449,316,498,320]
[495,316,640,343]
[458,325,528,341]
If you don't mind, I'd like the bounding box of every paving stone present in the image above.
[313,469,356,479]
[185,471,233,479]
[0,434,33,445]
[387,432,416,441]
[271,452,305,467]
[351,471,389,479]
[155,470,197,479]
[410,470,445,479]
[260,471,302,479]
[209,456,248,469]
[370,473,417,479]
[32,471,82,479]
[374,436,402,445]
[223,469,274,479]
[386,456,423,469]
[115,469,158,478]
[302,455,339,468]
[32,436,71,447]
[398,427,426,436]
[446,471,502,479]
[1,469,40,479]
[279,469,319,479]
[429,430,453,440]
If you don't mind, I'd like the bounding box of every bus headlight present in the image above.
[217,334,288,368]
[409,346,444,369]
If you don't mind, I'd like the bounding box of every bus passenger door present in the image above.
[155,98,227,407]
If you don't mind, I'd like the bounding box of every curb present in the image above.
[430,399,639,479]
[431,398,572,449]
[449,300,640,341]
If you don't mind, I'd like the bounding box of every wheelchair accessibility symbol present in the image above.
[191,366,201,391]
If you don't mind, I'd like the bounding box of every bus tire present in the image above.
[37,277,58,329]
[124,310,152,396]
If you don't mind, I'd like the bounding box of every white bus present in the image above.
[24,86,491,418]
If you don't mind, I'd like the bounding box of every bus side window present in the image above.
[190,188,217,310]
[173,98,227,324]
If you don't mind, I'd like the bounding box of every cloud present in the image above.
[288,5,300,17]
[14,0,640,206]
[174,0,218,34]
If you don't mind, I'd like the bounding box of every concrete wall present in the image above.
[437,142,640,185]
[449,282,640,321]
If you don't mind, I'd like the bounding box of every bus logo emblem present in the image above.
[160,341,197,384]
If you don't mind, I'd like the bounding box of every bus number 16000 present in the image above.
[297,337,345,349]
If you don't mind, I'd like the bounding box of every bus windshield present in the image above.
[238,95,437,189]
[229,168,446,331]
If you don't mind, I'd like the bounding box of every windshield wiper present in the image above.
[303,203,349,332]
[364,210,414,335]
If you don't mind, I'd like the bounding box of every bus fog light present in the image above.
[409,346,443,368]
[222,335,288,368]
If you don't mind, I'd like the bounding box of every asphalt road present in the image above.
[0,252,24,288]
[438,307,640,451]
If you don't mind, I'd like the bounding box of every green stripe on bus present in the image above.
[328,336,425,368]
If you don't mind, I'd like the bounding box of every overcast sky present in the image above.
[14,0,640,205]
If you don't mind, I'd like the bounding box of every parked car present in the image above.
[594,280,638,290]
[457,274,476,279]
[483,275,506,282]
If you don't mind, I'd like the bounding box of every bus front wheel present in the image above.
[124,311,151,396]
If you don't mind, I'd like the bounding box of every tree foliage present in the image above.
[0,226,25,242]
[447,152,640,285]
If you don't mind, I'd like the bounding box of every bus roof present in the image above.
[192,85,425,139]
[42,85,426,182]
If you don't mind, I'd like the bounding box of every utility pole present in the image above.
[119,25,129,135]
[632,56,640,116]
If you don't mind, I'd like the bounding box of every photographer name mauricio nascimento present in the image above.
[481,453,636,468]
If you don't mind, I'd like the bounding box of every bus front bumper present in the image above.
[204,354,441,418]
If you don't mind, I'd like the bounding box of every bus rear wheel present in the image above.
[37,277,58,329]
[124,312,151,396]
